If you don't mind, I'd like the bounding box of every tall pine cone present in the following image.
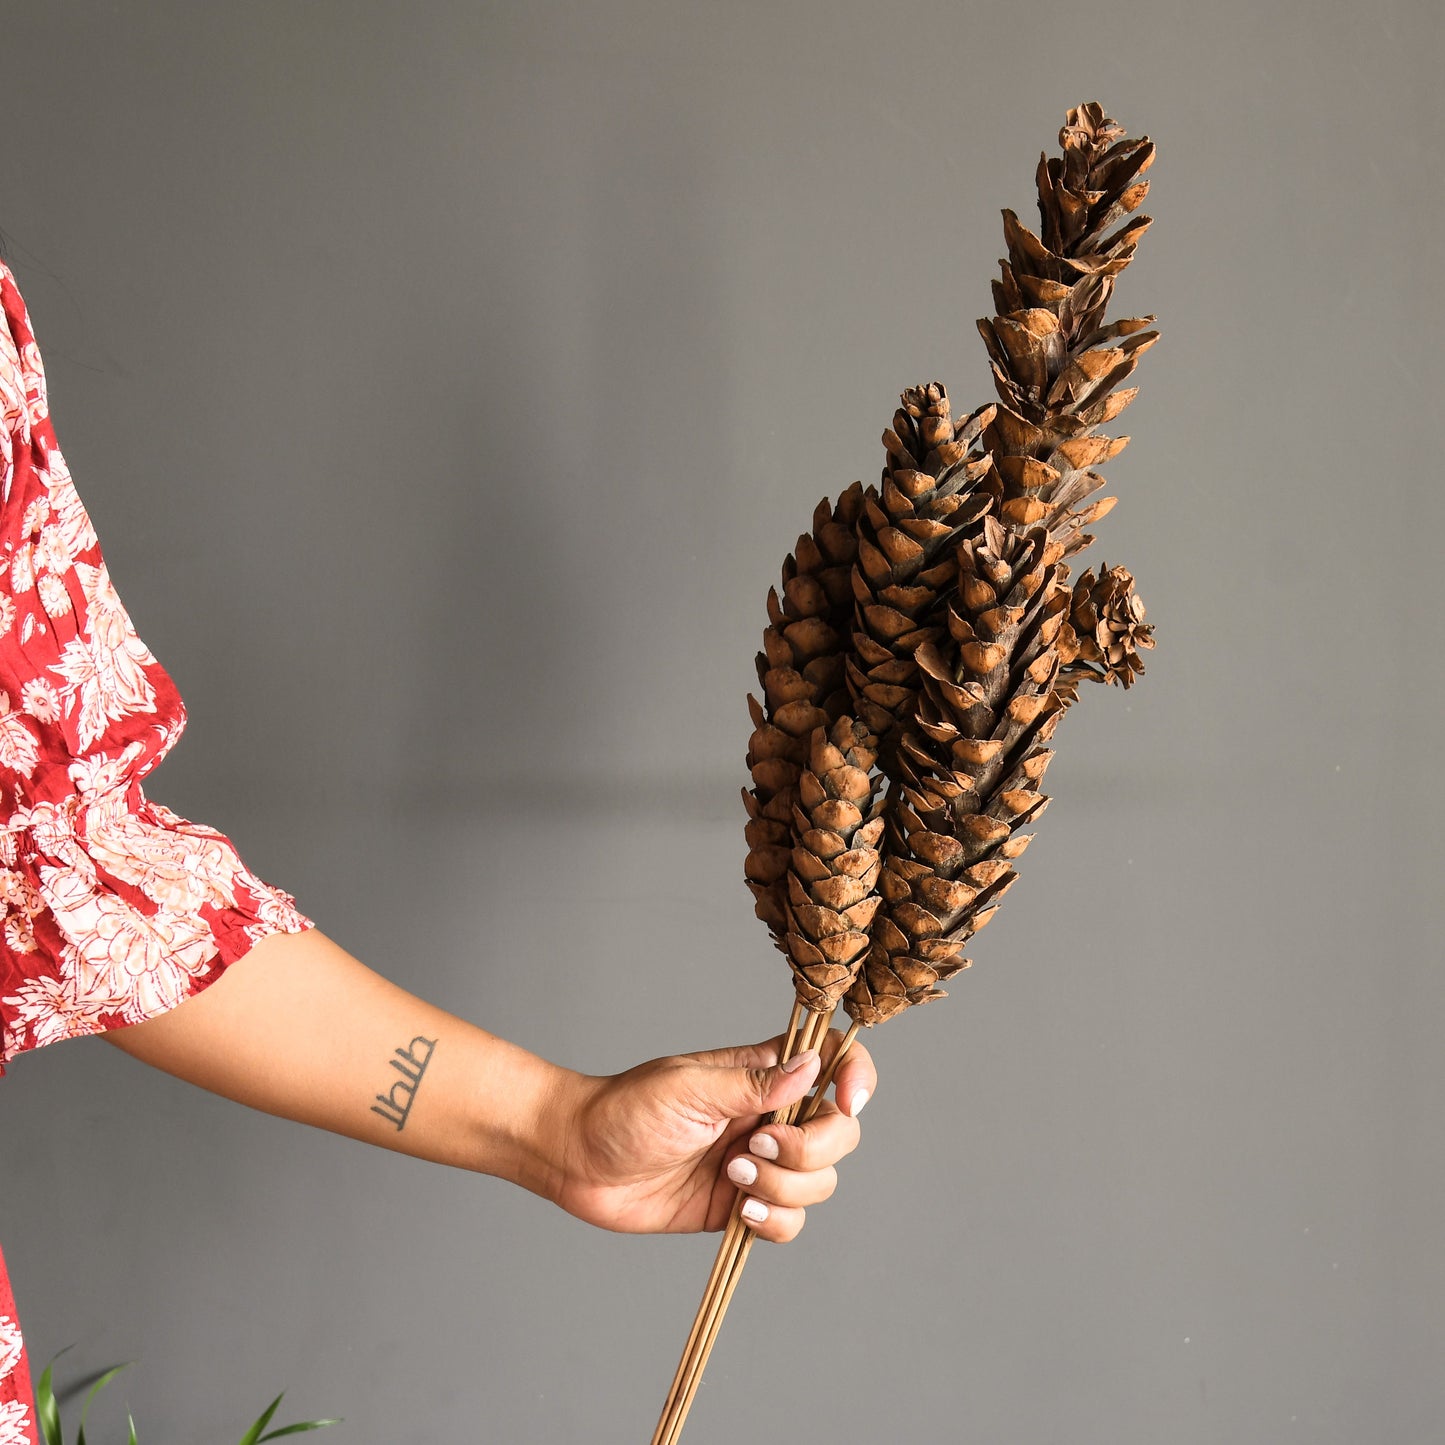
[977,102,1158,559]
[846,383,995,760]
[846,516,1068,1026]
[744,484,867,940]
[783,718,885,1012]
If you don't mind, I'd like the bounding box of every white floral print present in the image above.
[0,713,38,781]
[5,547,31,597]
[0,1400,32,1445]
[36,573,71,618]
[0,1313,28,1445]
[0,1318,20,1383]
[36,451,98,560]
[34,522,72,577]
[19,499,46,537]
[18,680,56,724]
[1,916,35,956]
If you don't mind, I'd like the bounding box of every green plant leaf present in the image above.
[236,1392,285,1445]
[35,1348,72,1445]
[259,1421,342,1440]
[34,1351,339,1445]
[76,1362,134,1445]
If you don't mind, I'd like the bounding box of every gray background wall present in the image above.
[1,2,1440,1441]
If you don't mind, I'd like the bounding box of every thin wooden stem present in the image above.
[799,1019,861,1124]
[659,1220,745,1445]
[649,998,807,1445]
[670,1228,757,1440]
[662,1003,837,1443]
[650,1214,743,1445]
[779,997,805,1065]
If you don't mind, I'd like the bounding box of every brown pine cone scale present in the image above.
[782,718,887,1012]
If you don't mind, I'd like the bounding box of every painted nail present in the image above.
[749,1132,780,1160]
[740,1198,769,1225]
[727,1156,758,1187]
[781,1049,819,1074]
[849,1088,871,1117]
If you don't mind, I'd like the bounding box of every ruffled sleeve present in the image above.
[0,258,314,1073]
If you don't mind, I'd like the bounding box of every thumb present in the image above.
[689,1049,821,1124]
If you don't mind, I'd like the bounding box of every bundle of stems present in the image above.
[652,101,1159,1444]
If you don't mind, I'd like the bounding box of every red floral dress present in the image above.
[0,257,315,1440]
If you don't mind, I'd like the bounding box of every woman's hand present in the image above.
[548,1030,877,1243]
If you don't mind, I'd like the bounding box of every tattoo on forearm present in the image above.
[370,1034,437,1131]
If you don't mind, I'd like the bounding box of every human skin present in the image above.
[101,926,877,1244]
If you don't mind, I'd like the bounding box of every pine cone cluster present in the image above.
[743,102,1159,1030]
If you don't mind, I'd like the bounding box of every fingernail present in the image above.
[849,1088,871,1117]
[740,1198,769,1225]
[727,1156,758,1187]
[781,1049,819,1074]
[749,1132,779,1160]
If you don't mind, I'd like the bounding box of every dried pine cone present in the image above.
[899,518,1067,833]
[977,102,1159,559]
[846,517,1069,1027]
[744,484,867,940]
[846,383,994,759]
[843,808,1010,1026]
[1056,562,1154,700]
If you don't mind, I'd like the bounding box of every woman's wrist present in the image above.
[466,1038,594,1205]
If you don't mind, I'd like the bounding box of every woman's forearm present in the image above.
[101,926,584,1202]
[100,921,879,1241]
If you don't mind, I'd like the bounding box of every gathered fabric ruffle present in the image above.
[0,740,313,1071]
